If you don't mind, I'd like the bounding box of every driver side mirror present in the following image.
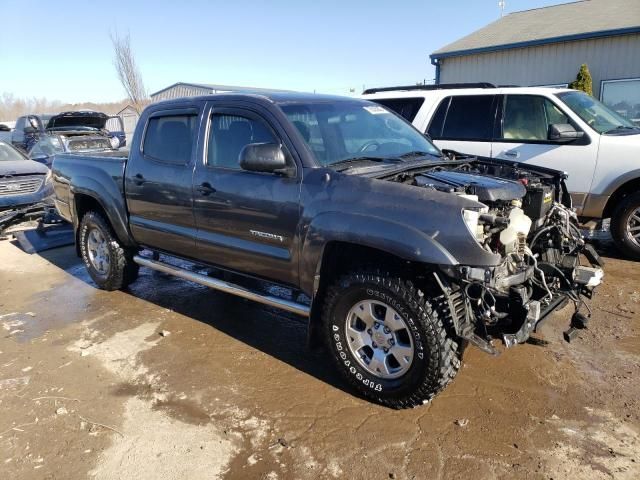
[239,143,292,176]
[548,123,584,143]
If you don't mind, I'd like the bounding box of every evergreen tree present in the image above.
[569,64,593,96]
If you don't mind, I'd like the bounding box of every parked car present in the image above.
[362,84,640,259]
[11,114,54,152]
[0,140,54,232]
[0,124,12,143]
[52,92,603,408]
[13,111,126,154]
[28,132,114,167]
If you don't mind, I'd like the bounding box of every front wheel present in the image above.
[611,191,640,260]
[79,211,139,290]
[322,271,462,408]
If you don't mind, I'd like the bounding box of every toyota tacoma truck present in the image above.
[51,92,604,408]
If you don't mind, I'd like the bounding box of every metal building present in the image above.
[150,82,288,103]
[430,0,640,123]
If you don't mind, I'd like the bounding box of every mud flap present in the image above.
[12,223,74,254]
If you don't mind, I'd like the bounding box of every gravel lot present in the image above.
[0,239,638,479]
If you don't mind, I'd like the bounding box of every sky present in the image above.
[0,0,575,103]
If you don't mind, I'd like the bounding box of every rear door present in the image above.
[124,106,200,254]
[491,94,598,204]
[427,95,497,157]
[192,103,302,286]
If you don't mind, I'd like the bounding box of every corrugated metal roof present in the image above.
[150,82,290,98]
[432,0,640,58]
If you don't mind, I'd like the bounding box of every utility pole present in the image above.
[498,0,506,17]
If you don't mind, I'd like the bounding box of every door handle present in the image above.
[197,182,216,195]
[504,150,520,159]
[133,173,146,186]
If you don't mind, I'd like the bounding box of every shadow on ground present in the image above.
[37,246,350,398]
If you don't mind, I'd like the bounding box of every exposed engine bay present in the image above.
[382,155,604,354]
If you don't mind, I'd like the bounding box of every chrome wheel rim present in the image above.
[345,299,414,379]
[628,207,640,248]
[86,228,110,275]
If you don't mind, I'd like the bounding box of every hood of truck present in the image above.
[46,111,109,130]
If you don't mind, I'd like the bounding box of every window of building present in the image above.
[601,79,640,127]
[207,114,278,169]
[369,97,425,122]
[437,95,496,141]
[143,114,196,164]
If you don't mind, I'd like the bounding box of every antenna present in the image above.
[498,0,506,17]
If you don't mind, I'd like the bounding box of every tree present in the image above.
[569,63,593,96]
[111,32,148,113]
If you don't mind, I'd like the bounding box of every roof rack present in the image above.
[362,83,497,95]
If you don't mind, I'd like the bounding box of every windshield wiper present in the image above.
[330,156,392,171]
[604,125,639,134]
[399,150,442,159]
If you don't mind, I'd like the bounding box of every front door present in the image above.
[491,95,599,212]
[192,105,302,286]
[125,107,199,254]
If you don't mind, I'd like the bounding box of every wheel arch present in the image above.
[306,240,444,351]
[603,175,640,219]
[72,189,136,255]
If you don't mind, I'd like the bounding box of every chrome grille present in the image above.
[0,176,44,196]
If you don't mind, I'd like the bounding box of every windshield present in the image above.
[0,142,26,162]
[280,101,441,167]
[557,91,636,134]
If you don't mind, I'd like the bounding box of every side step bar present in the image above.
[133,255,311,317]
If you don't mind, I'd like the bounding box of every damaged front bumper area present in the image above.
[434,203,604,355]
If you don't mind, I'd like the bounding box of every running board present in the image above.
[133,255,310,317]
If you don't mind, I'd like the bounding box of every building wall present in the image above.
[151,85,212,102]
[438,33,640,97]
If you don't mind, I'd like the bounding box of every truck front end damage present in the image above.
[385,156,604,353]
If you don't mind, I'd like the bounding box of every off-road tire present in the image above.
[611,191,640,260]
[79,211,139,290]
[322,271,462,409]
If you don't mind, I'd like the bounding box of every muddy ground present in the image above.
[0,239,638,480]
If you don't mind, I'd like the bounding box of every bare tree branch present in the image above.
[110,32,148,113]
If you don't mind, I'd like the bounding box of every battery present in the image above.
[523,184,554,220]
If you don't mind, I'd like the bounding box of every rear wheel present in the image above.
[79,211,139,290]
[611,191,640,260]
[322,271,462,408]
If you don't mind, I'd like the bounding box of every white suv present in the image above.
[362,84,640,259]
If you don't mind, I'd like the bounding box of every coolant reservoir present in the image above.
[500,207,532,253]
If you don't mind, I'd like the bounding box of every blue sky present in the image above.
[0,0,573,103]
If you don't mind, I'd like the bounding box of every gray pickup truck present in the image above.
[52,92,603,408]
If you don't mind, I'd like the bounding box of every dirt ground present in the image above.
[0,238,638,480]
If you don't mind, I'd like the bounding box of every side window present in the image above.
[40,137,63,155]
[440,95,495,140]
[502,95,570,141]
[544,99,571,126]
[143,114,196,164]
[287,111,326,163]
[371,97,425,122]
[207,113,278,169]
[30,142,43,156]
[427,97,451,138]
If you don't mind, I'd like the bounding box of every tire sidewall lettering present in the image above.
[330,285,426,394]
